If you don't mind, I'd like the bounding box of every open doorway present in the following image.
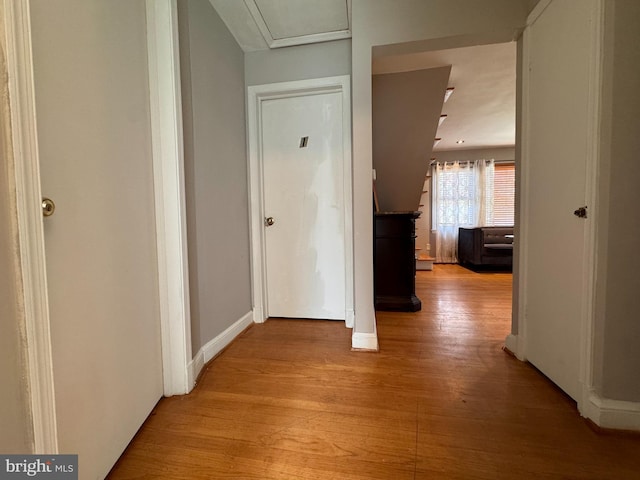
[372,41,517,268]
[371,40,518,323]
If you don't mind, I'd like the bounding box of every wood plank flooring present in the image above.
[107,265,640,479]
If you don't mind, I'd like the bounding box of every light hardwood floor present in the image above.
[108,265,640,479]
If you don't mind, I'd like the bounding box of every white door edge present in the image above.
[247,75,354,326]
[145,0,193,396]
[518,0,603,413]
[5,0,58,454]
[514,23,533,363]
[578,0,604,418]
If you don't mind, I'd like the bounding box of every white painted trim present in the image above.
[243,0,351,49]
[188,311,254,386]
[247,75,354,326]
[504,334,526,361]
[340,77,354,331]
[582,391,640,431]
[4,0,59,454]
[504,334,518,356]
[189,349,205,389]
[345,309,355,329]
[578,0,604,423]
[146,0,193,396]
[513,20,533,363]
[351,332,379,351]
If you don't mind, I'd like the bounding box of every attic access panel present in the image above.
[246,0,351,48]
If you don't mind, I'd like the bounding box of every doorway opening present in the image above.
[247,76,355,327]
[371,39,518,336]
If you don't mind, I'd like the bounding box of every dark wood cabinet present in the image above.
[374,212,421,311]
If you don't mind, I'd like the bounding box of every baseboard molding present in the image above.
[582,391,640,431]
[188,311,254,388]
[345,309,355,329]
[351,332,379,351]
[504,333,526,361]
[252,307,266,324]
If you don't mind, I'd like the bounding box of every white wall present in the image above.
[595,0,640,402]
[178,0,252,353]
[352,0,530,339]
[0,8,32,452]
[245,39,351,87]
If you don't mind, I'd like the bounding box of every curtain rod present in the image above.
[429,159,515,166]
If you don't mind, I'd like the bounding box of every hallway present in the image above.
[108,265,640,479]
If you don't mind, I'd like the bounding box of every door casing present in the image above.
[247,76,354,327]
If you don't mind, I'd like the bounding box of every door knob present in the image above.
[264,216,275,227]
[573,206,587,219]
[42,198,56,217]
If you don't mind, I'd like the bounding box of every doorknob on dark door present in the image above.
[42,198,56,217]
[264,216,275,227]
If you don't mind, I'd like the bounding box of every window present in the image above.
[432,160,515,263]
[436,164,476,227]
[493,164,515,226]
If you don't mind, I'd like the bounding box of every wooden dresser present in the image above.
[374,211,421,311]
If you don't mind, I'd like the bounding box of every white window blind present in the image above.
[493,164,515,226]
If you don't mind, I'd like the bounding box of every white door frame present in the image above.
[145,0,192,397]
[510,0,603,417]
[247,76,354,327]
[4,0,58,454]
[5,0,192,451]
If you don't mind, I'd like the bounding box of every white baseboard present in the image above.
[582,391,640,431]
[188,311,254,388]
[504,334,526,361]
[345,309,355,329]
[351,332,379,351]
[252,307,266,324]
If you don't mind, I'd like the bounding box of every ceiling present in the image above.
[210,1,516,153]
[209,0,351,51]
[373,42,516,152]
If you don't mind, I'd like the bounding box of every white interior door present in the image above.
[522,0,598,400]
[262,92,346,320]
[30,1,163,477]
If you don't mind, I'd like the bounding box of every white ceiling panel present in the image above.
[210,0,351,51]
[254,0,349,39]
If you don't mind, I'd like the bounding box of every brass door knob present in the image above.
[264,216,275,227]
[42,198,56,217]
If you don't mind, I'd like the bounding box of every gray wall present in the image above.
[245,39,351,86]
[372,66,451,212]
[0,10,33,452]
[595,0,640,402]
[178,0,252,354]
